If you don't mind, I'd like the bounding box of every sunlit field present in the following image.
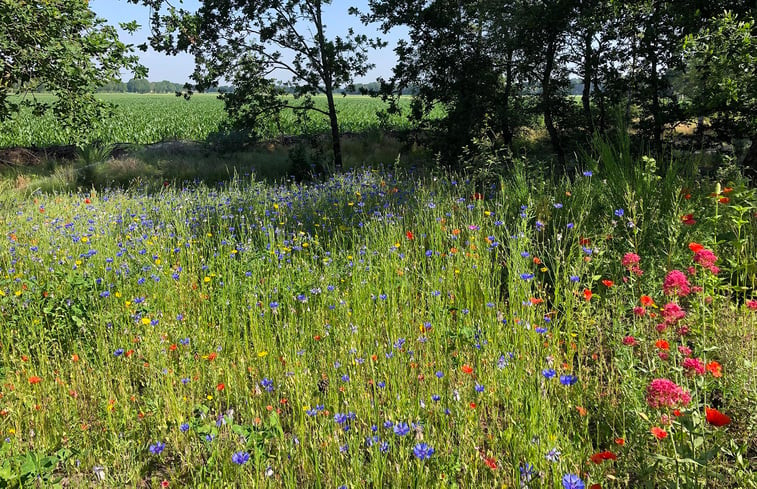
[0,94,440,148]
[1,158,755,487]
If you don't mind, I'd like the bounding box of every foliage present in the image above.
[0,158,754,487]
[129,0,381,169]
[682,11,757,180]
[0,0,144,143]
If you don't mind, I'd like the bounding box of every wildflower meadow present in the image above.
[0,158,755,488]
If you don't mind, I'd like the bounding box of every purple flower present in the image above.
[559,375,578,386]
[232,451,250,465]
[148,442,165,455]
[562,474,585,489]
[413,443,434,460]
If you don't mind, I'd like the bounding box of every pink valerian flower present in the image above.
[622,336,637,346]
[683,357,706,376]
[677,345,692,357]
[663,270,691,297]
[693,249,718,269]
[692,286,703,294]
[647,378,692,409]
[655,323,668,333]
[633,306,646,316]
[687,266,697,276]
[622,253,640,267]
[747,300,757,310]
[677,325,690,336]
[662,302,686,323]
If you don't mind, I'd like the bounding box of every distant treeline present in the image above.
[97,79,234,94]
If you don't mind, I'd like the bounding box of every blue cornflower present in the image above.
[562,474,585,489]
[475,384,485,393]
[520,463,536,484]
[535,327,547,334]
[567,222,574,229]
[377,381,386,388]
[383,420,394,429]
[554,203,563,209]
[583,170,593,177]
[179,423,190,432]
[520,273,534,280]
[521,251,530,257]
[435,371,444,378]
[546,447,561,462]
[614,208,624,217]
[260,378,274,392]
[114,349,124,357]
[542,369,556,379]
[341,374,349,382]
[334,413,349,425]
[559,375,578,386]
[179,337,190,346]
[413,443,434,460]
[232,451,250,465]
[569,275,580,282]
[148,442,165,455]
[432,394,441,402]
[393,422,410,436]
[269,301,279,309]
[379,441,390,453]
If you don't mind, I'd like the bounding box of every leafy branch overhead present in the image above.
[0,0,145,143]
[129,0,384,169]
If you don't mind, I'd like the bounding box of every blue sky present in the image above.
[89,0,402,84]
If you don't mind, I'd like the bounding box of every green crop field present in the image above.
[0,93,438,148]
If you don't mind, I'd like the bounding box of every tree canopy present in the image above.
[129,0,382,169]
[0,0,144,142]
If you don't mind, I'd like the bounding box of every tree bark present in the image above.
[502,50,514,145]
[542,37,565,169]
[743,134,757,184]
[581,30,594,133]
[313,0,342,171]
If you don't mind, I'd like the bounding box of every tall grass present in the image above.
[0,151,755,487]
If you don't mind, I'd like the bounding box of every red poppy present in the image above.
[28,376,42,384]
[655,339,670,351]
[614,438,625,446]
[705,407,731,427]
[688,242,704,253]
[461,364,474,375]
[590,485,602,489]
[216,383,225,391]
[602,279,614,288]
[640,295,654,306]
[472,193,483,200]
[706,361,722,378]
[406,231,414,240]
[84,198,91,204]
[469,402,477,409]
[719,197,730,204]
[681,214,696,225]
[483,456,497,470]
[590,451,617,464]
[651,426,668,439]
[580,237,591,245]
[583,289,593,301]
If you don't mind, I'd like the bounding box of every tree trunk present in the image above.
[313,0,342,171]
[581,30,594,133]
[743,134,757,184]
[325,88,342,171]
[502,50,514,146]
[542,38,565,169]
[650,50,662,155]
